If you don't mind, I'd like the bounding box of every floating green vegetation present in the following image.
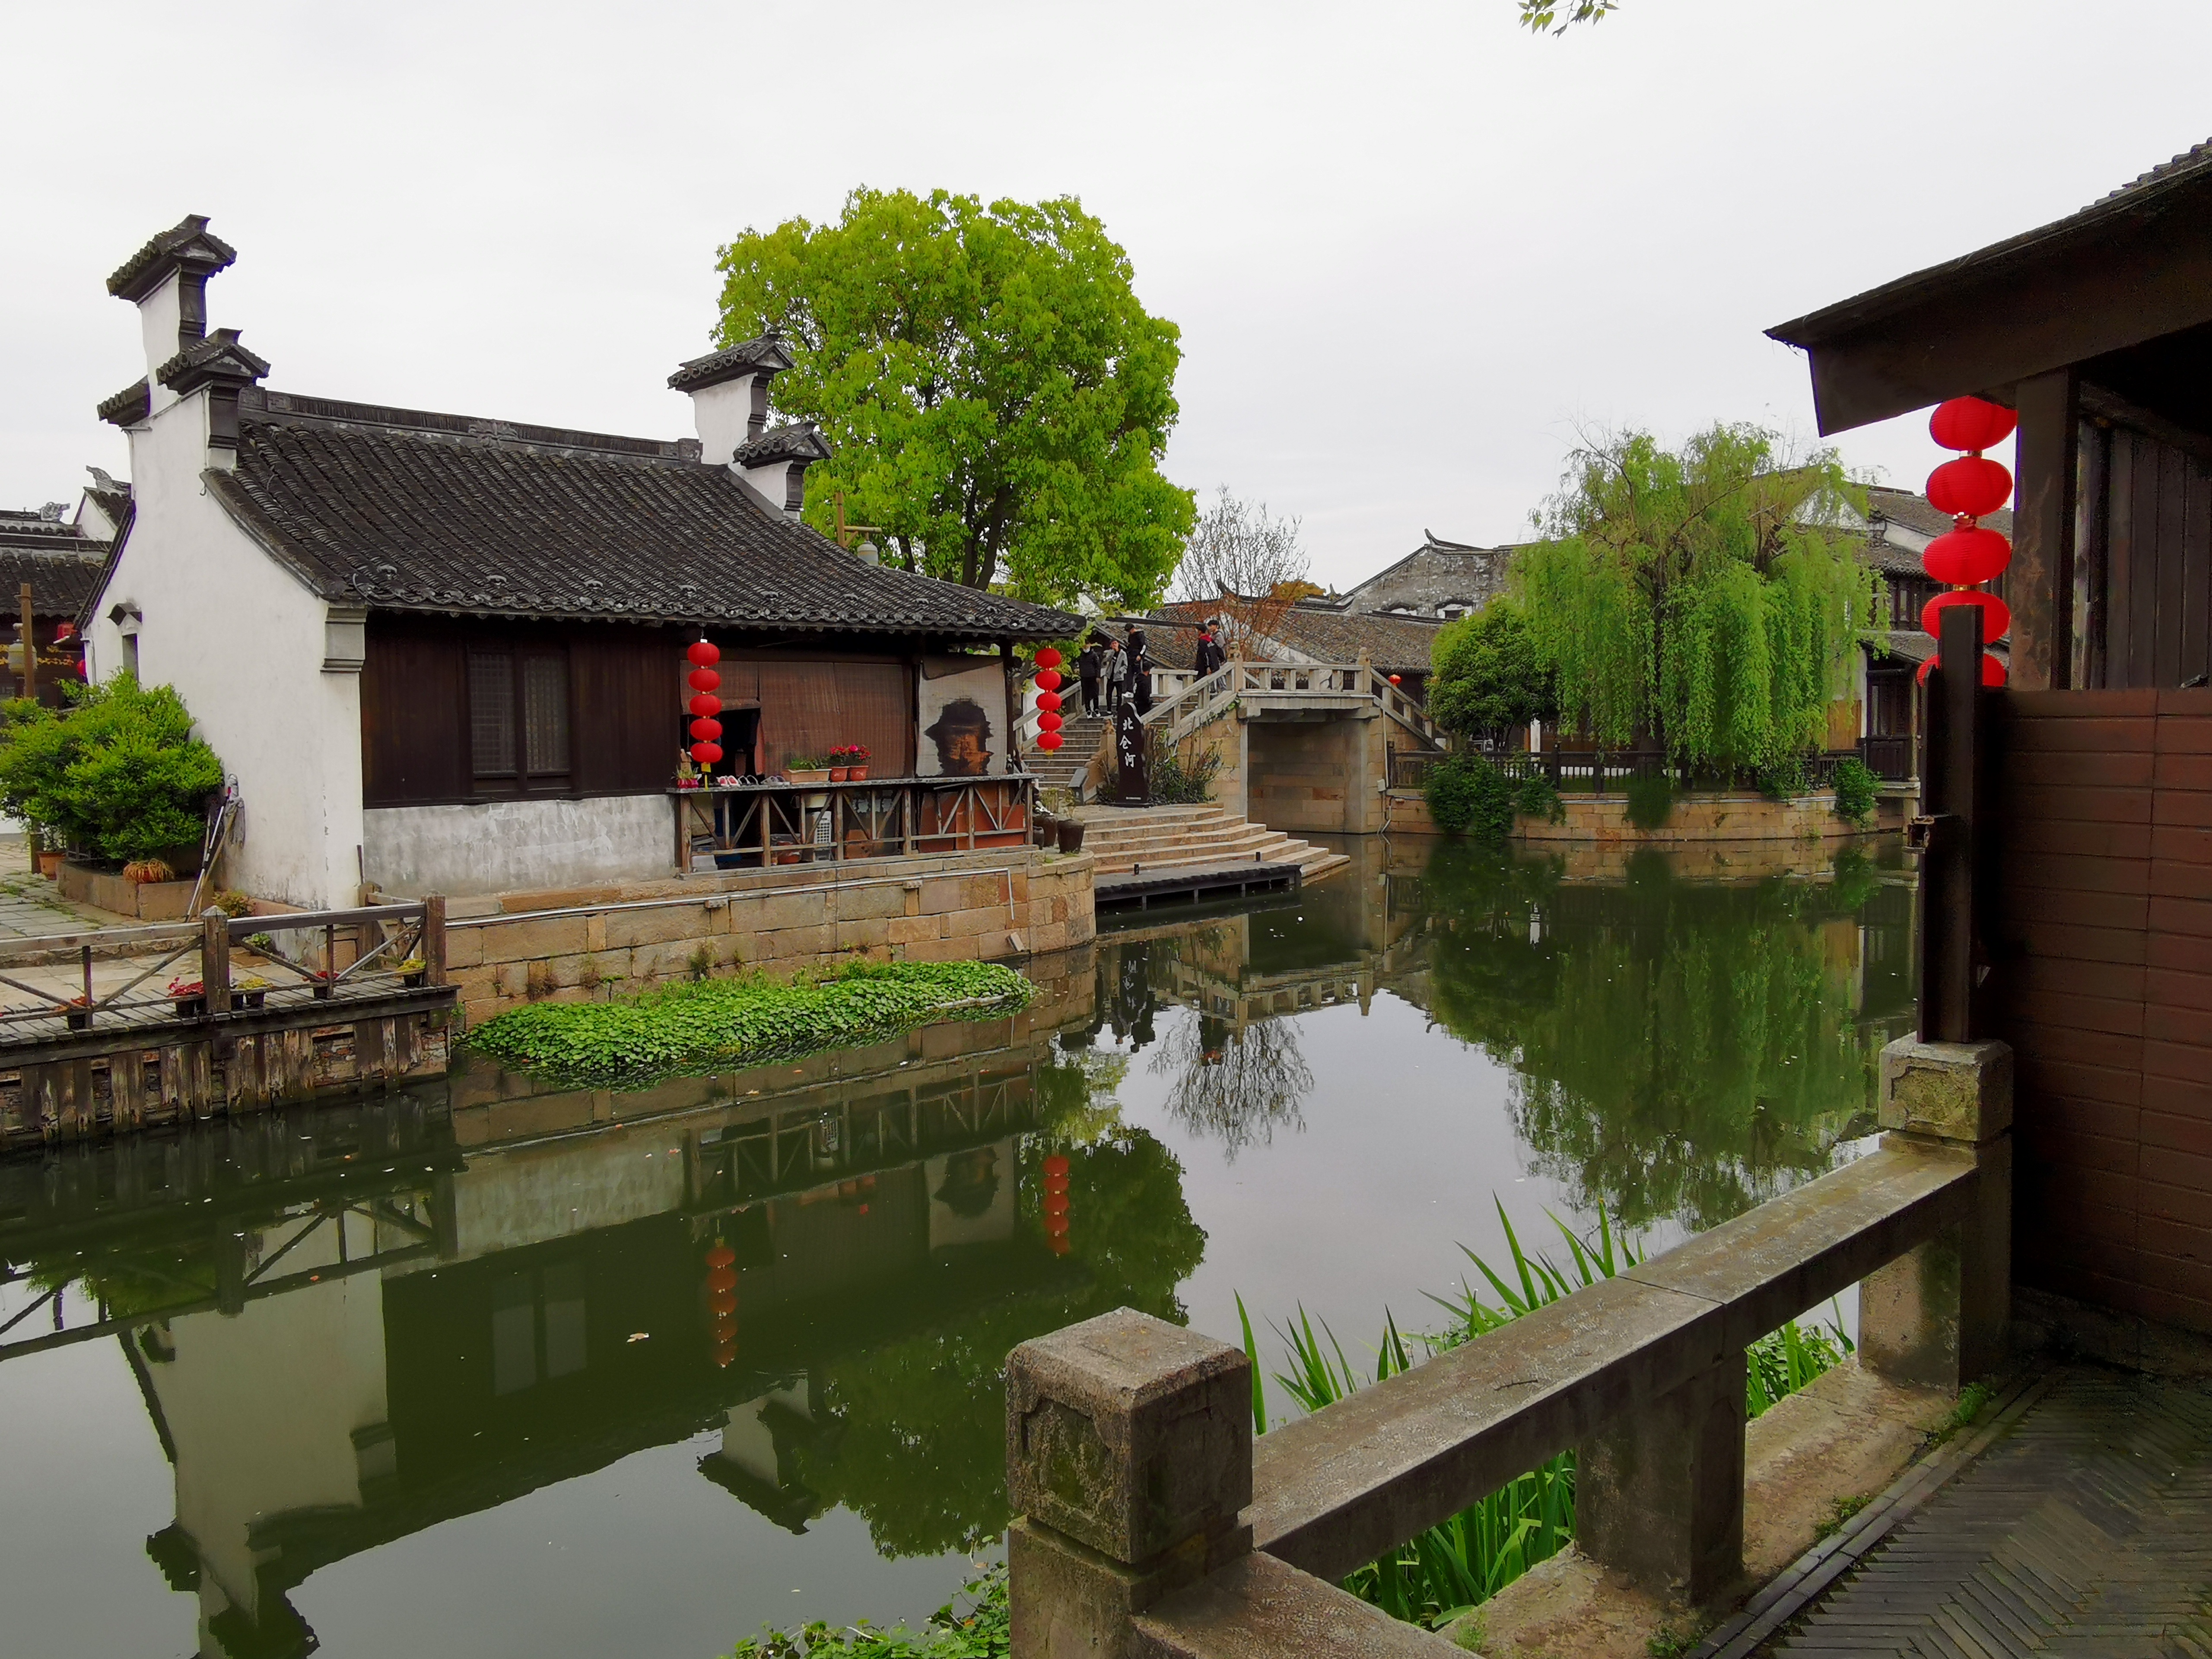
[725,1565,1008,1658]
[466,959,1032,1087]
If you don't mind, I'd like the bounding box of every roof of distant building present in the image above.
[0,505,112,617]
[1120,598,1444,675]
[199,388,1078,640]
[1339,530,1519,617]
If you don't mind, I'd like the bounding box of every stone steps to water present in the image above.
[1069,804,1350,886]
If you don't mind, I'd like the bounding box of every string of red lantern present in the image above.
[1917,396,2017,688]
[704,1242,737,1367]
[1033,647,1065,752]
[1042,1154,1071,1255]
[686,638,724,767]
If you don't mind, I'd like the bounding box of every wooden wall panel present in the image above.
[751,656,914,777]
[1998,686,2212,1333]
[573,630,684,795]
[362,620,467,804]
[2090,426,2212,690]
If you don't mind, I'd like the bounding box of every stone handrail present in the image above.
[1004,1037,2014,1655]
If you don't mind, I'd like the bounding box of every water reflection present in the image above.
[0,835,1911,1657]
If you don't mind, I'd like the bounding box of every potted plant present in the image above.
[167,977,206,1018]
[831,743,871,781]
[395,956,427,988]
[60,995,92,1030]
[783,754,832,785]
[234,974,270,1009]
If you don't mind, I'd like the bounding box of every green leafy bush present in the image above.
[1428,601,1557,745]
[1623,772,1673,830]
[727,1566,1007,1658]
[467,958,1033,1087]
[1424,756,1561,842]
[1150,746,1220,804]
[1830,755,1880,825]
[1754,754,1812,801]
[0,676,222,864]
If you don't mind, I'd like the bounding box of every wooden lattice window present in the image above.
[466,645,572,794]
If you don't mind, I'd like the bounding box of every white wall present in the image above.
[83,388,365,908]
[363,795,670,896]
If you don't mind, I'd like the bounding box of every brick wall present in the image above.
[1996,687,2212,1334]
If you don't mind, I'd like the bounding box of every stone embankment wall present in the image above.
[436,847,1094,1027]
[1384,788,1865,844]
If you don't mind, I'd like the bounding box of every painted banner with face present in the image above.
[917,654,1007,777]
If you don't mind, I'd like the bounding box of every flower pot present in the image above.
[402,971,426,988]
[847,765,868,781]
[37,852,62,880]
[239,990,266,1009]
[64,1006,91,1030]
[829,767,849,782]
[173,996,207,1018]
[1057,820,1087,854]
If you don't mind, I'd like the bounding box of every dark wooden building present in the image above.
[1771,137,2212,1336]
[0,489,116,705]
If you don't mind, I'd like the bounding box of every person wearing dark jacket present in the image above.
[1078,640,1104,715]
[1194,630,1225,678]
[1128,629,1154,716]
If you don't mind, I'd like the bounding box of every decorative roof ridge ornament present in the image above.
[156,327,271,396]
[666,329,798,393]
[107,213,237,302]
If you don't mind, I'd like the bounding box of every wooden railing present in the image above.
[0,900,445,1040]
[672,774,1035,870]
[1860,733,1915,781]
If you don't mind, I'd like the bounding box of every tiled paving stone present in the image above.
[1769,1367,2212,1657]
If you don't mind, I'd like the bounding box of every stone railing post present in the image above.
[1576,1347,1746,1604]
[1859,1036,2013,1389]
[1005,1308,1252,1659]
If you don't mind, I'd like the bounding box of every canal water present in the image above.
[0,835,1913,1659]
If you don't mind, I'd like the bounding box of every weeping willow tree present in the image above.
[1513,424,1883,771]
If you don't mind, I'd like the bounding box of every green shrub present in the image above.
[1754,755,1812,801]
[1623,772,1673,830]
[467,958,1033,1087]
[726,1565,1007,1657]
[0,675,222,864]
[1830,755,1880,824]
[1425,757,1561,842]
[1150,746,1220,804]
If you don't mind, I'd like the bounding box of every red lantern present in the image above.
[1926,455,2012,520]
[1043,1155,1070,1176]
[1388,674,1402,686]
[688,666,721,693]
[1037,732,1063,751]
[1035,647,1062,670]
[706,1265,738,1294]
[688,693,722,718]
[705,1245,736,1269]
[1044,1190,1071,1216]
[714,1342,737,1367]
[690,718,723,742]
[1930,397,2018,453]
[1034,668,1062,693]
[690,741,723,766]
[1038,711,1063,733]
[709,1288,738,1316]
[1045,1212,1070,1236]
[1036,689,1062,713]
[1916,652,2007,687]
[1047,1234,1072,1256]
[686,639,721,667]
[1923,525,2012,585]
[1921,589,2011,643]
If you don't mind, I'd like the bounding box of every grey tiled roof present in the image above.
[733,422,833,467]
[667,333,795,392]
[107,213,235,301]
[204,393,1079,640]
[1865,484,2013,542]
[0,511,110,617]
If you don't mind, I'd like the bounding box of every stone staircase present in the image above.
[1022,710,1110,792]
[1067,804,1350,886]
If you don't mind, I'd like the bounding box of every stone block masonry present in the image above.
[436,846,1095,1027]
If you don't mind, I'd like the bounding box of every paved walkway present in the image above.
[0,836,126,940]
[1768,1367,2212,1656]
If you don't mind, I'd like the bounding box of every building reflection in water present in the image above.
[0,833,1910,1658]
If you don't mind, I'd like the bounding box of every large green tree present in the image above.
[1512,423,1882,772]
[712,188,1196,607]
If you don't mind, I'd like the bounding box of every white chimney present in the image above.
[107,215,236,418]
[669,328,796,465]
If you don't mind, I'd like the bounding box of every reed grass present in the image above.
[1238,1201,1853,1631]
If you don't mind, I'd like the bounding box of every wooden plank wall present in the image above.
[1996,687,2212,1332]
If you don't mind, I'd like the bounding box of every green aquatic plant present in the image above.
[1830,753,1880,825]
[466,959,1031,1087]
[1240,1202,1853,1632]
[725,1565,1008,1658]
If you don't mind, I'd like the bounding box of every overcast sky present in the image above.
[7,1,2208,591]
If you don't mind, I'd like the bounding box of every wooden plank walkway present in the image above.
[1767,1367,2212,1656]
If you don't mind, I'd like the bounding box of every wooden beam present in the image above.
[1784,210,2212,434]
[2009,369,2080,691]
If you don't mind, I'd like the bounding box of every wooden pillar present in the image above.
[17,582,33,705]
[1917,604,1983,1044]
[200,910,232,1015]
[421,894,447,986]
[2009,369,2079,691]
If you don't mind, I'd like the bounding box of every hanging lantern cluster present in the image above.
[1042,1153,1071,1255]
[686,638,724,768]
[1032,648,1065,752]
[1917,397,2018,687]
[704,1242,738,1368]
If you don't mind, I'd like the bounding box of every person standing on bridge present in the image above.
[1104,637,1127,713]
[1128,628,1154,717]
[1078,638,1103,716]
[1193,628,1224,679]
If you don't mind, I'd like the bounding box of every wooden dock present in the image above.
[1092,860,1303,911]
[0,901,456,1150]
